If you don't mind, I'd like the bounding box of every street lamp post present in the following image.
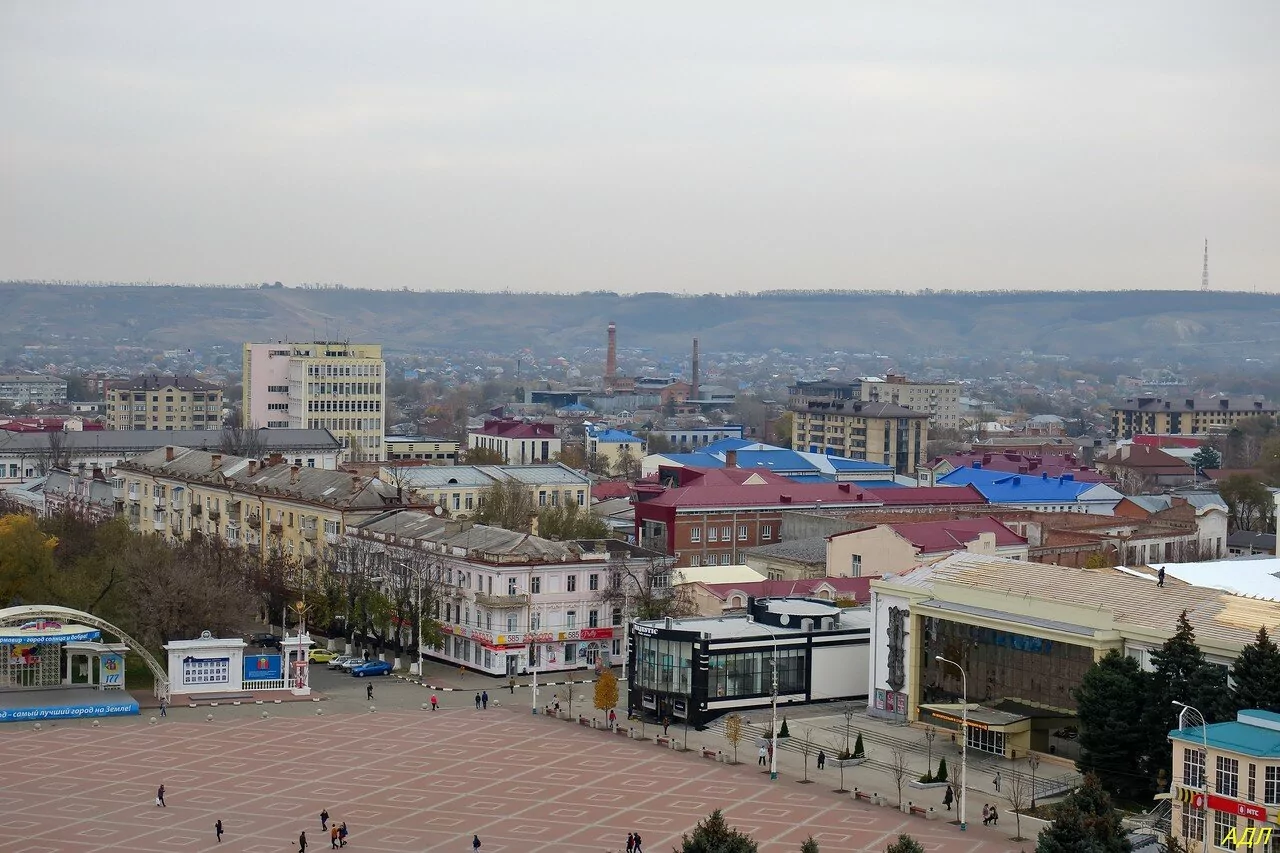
[1028,752,1041,808]
[936,655,969,831]
[751,617,782,782]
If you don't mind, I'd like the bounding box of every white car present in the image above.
[327,656,357,670]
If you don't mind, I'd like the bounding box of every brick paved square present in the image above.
[0,707,1022,852]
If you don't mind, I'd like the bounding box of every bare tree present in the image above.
[34,429,74,475]
[829,736,850,793]
[126,537,258,647]
[1005,769,1030,841]
[798,728,816,783]
[597,553,695,622]
[219,422,266,459]
[473,479,536,531]
[888,747,911,808]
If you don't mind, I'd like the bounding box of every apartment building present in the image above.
[345,512,668,675]
[467,418,561,464]
[0,427,342,487]
[645,424,745,450]
[384,436,459,464]
[1169,711,1280,852]
[243,341,387,463]
[1111,395,1277,439]
[0,373,68,407]
[104,375,224,431]
[790,375,960,430]
[384,463,590,517]
[584,424,644,472]
[791,400,930,475]
[113,446,404,566]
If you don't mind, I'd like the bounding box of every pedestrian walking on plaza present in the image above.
[943,785,954,811]
[633,831,643,853]
[608,709,617,729]
[626,832,635,853]
[993,771,1001,792]
[758,745,767,766]
[339,822,348,847]
[817,749,826,770]
[982,804,990,826]
[298,830,308,852]
[366,683,373,701]
[320,809,329,831]
[159,699,167,717]
[330,824,340,849]
[156,784,166,807]
[662,717,670,736]
[509,676,516,694]
[459,665,466,679]
[475,692,482,709]
[481,690,489,709]
[215,819,223,842]
[430,693,439,711]
[473,833,482,851]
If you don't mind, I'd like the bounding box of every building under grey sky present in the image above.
[2,2,1276,293]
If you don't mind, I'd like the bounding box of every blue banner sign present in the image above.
[0,700,138,722]
[243,654,283,681]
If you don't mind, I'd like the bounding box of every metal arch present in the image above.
[0,604,171,701]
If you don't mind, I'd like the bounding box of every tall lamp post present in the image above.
[752,617,782,782]
[936,655,969,831]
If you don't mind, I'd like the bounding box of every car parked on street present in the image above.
[308,649,338,663]
[327,656,356,670]
[339,657,366,671]
[351,660,393,677]
[248,633,282,650]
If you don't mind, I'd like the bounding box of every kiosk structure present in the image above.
[163,631,314,701]
[0,614,140,721]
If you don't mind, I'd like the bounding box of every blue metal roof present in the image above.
[704,437,755,453]
[938,467,1100,502]
[1169,711,1280,758]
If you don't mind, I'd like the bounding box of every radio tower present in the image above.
[1201,239,1209,292]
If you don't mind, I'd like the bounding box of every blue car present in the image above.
[350,660,393,677]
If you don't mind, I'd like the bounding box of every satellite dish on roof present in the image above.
[433,505,443,516]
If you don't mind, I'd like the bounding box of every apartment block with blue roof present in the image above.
[585,424,645,474]
[1168,710,1280,849]
[937,466,1124,514]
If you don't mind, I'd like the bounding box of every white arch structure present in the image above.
[0,605,170,701]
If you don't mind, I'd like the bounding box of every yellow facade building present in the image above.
[114,445,403,566]
[104,375,224,431]
[791,400,929,475]
[1111,395,1278,439]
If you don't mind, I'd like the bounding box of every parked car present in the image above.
[339,657,366,671]
[248,633,282,650]
[327,656,356,670]
[351,660,393,677]
[308,649,338,663]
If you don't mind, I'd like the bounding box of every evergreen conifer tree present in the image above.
[853,732,865,758]
[1231,626,1280,713]
[1073,650,1151,800]
[1036,775,1130,853]
[885,835,925,853]
[1146,611,1230,786]
[678,809,758,853]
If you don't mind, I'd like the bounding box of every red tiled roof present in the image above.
[884,517,1026,553]
[1098,445,1191,470]
[700,576,876,603]
[869,485,988,506]
[641,480,881,510]
[1133,435,1205,449]
[591,481,633,501]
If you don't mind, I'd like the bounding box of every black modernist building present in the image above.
[626,597,871,730]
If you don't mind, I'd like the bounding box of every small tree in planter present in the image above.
[1005,768,1030,841]
[830,737,850,793]
[797,728,816,783]
[853,732,866,759]
[935,757,948,783]
[888,747,910,808]
[724,713,745,765]
[778,717,791,738]
[593,670,618,722]
[565,684,575,717]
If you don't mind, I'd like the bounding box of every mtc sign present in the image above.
[1207,793,1269,822]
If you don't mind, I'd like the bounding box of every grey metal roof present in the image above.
[743,537,828,566]
[43,470,116,509]
[355,511,583,562]
[107,375,222,392]
[391,463,589,490]
[1128,495,1174,513]
[916,598,1096,636]
[0,428,341,453]
[1228,531,1277,550]
[636,606,872,640]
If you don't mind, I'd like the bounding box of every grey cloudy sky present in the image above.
[2,2,1277,293]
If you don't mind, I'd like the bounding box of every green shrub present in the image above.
[853,732,865,758]
[779,717,791,738]
[935,758,948,783]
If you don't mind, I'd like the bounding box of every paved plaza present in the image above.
[0,682,1027,853]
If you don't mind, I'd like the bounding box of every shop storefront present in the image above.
[436,624,620,677]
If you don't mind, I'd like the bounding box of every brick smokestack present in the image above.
[605,322,618,389]
[691,337,700,402]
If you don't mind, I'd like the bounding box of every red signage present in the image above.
[576,627,615,641]
[1207,793,1268,822]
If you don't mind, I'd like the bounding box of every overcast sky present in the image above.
[2,2,1277,293]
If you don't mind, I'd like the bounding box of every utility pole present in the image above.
[769,653,779,781]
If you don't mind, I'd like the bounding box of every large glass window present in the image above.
[1213,810,1236,849]
[1183,748,1205,788]
[707,648,806,699]
[1265,767,1280,805]
[634,636,696,695]
[1182,807,1205,844]
[1217,756,1239,798]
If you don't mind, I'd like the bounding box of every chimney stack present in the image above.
[725,449,738,468]
[210,453,222,470]
[165,446,175,462]
[605,322,618,390]
[248,460,259,476]
[691,338,700,402]
[290,465,301,484]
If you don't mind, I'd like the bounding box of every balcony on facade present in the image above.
[246,512,260,529]
[474,592,531,609]
[302,525,318,541]
[190,502,202,516]
[269,521,283,535]
[208,508,221,522]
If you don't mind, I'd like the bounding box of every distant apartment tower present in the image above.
[1111,395,1278,439]
[789,374,960,430]
[104,375,223,431]
[0,373,68,407]
[243,341,387,463]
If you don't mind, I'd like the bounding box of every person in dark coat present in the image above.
[299,830,308,852]
[943,785,954,810]
[215,819,223,842]
[473,834,482,851]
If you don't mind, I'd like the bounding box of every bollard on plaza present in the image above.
[261,711,269,719]
[206,713,214,722]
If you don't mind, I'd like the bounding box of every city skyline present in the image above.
[2,2,1278,294]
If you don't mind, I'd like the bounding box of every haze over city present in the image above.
[2,2,1278,294]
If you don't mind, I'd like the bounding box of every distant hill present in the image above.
[2,282,1277,361]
